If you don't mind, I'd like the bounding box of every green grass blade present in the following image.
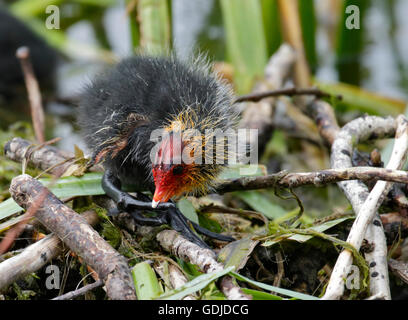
[217,237,259,271]
[315,80,407,116]
[137,0,171,54]
[0,199,22,221]
[234,191,286,220]
[132,261,163,300]
[0,172,105,220]
[262,216,353,246]
[260,0,282,57]
[11,15,116,62]
[177,198,199,224]
[298,0,317,71]
[126,0,140,49]
[336,0,369,85]
[230,271,319,300]
[220,0,268,94]
[156,266,234,300]
[241,288,283,300]
[11,0,114,18]
[218,164,265,180]
[10,0,63,17]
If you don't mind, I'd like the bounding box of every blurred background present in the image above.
[0,0,407,218]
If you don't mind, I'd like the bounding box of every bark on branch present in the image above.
[235,87,339,104]
[216,166,408,193]
[157,230,251,300]
[9,174,136,300]
[305,99,340,147]
[0,210,99,291]
[52,280,104,300]
[16,46,45,144]
[323,115,404,300]
[4,137,74,175]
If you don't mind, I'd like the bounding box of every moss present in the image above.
[100,221,122,249]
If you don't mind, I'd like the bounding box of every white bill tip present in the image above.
[152,200,160,208]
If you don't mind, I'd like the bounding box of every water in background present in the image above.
[3,0,408,151]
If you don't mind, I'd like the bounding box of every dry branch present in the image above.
[302,96,395,299]
[197,202,268,225]
[216,166,408,193]
[0,210,98,291]
[9,175,136,300]
[305,99,340,146]
[16,47,45,144]
[154,262,196,300]
[157,230,251,300]
[52,280,104,300]
[301,88,400,299]
[235,87,338,104]
[323,116,403,300]
[4,137,74,175]
[168,264,195,300]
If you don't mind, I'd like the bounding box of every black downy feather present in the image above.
[78,55,237,193]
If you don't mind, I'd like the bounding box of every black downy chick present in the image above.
[0,8,57,100]
[78,55,238,247]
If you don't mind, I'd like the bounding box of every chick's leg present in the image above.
[102,170,234,247]
[102,169,169,225]
[165,201,235,244]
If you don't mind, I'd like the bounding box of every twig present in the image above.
[196,201,268,225]
[0,210,99,291]
[16,47,45,144]
[156,230,251,300]
[52,280,104,300]
[304,98,395,299]
[273,251,285,289]
[154,262,196,300]
[0,235,61,291]
[365,293,387,300]
[168,264,196,300]
[4,137,74,175]
[4,137,102,175]
[306,96,405,299]
[235,87,340,104]
[9,175,136,300]
[305,99,340,147]
[215,166,408,193]
[323,116,404,300]
[252,252,275,282]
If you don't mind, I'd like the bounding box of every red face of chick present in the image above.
[151,135,196,207]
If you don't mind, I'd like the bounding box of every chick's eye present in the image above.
[172,165,183,175]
